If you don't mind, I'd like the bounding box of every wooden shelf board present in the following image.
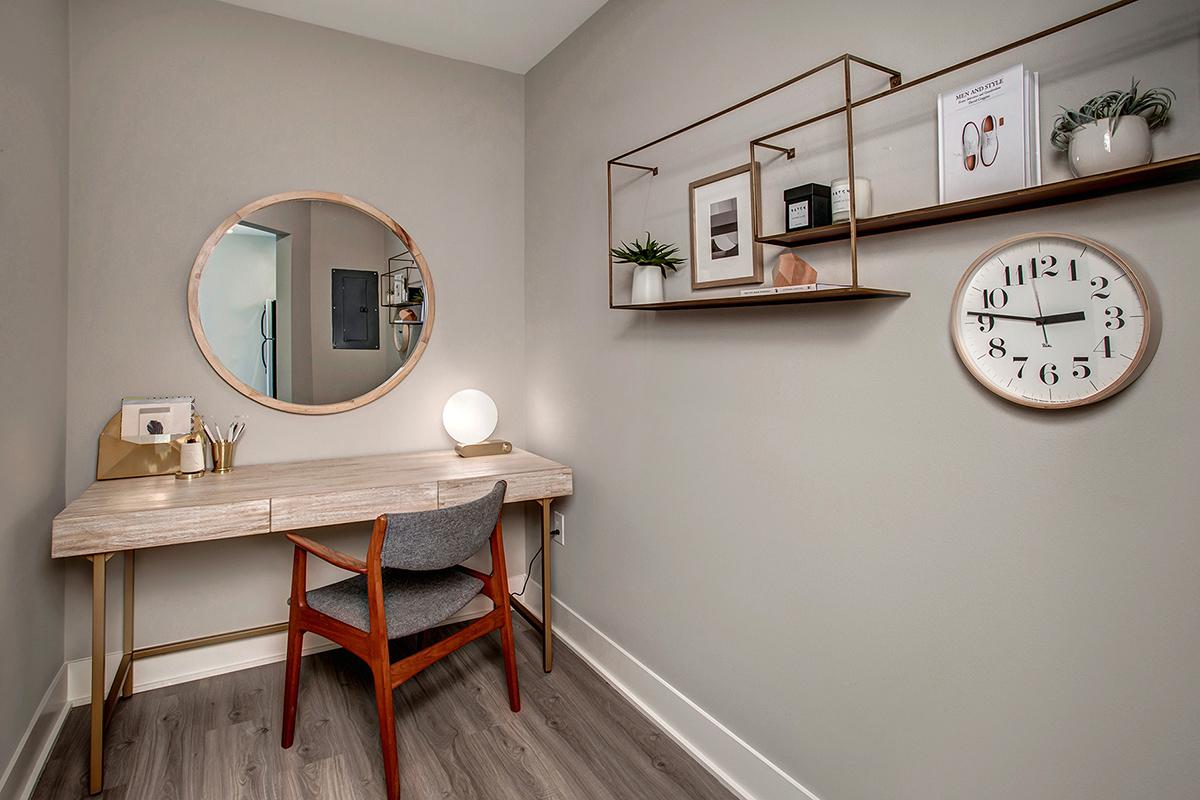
[756,154,1200,248]
[612,286,909,311]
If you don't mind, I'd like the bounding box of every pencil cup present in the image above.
[210,441,236,473]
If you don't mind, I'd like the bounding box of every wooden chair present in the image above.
[281,481,519,799]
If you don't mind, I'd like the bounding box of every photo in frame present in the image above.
[689,163,763,289]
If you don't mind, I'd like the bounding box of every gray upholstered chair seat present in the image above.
[305,568,483,640]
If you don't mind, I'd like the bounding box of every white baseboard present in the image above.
[524,581,820,800]
[66,574,525,705]
[0,664,69,800]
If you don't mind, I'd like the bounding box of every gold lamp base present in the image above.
[455,440,512,458]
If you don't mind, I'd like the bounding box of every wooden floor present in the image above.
[33,615,737,799]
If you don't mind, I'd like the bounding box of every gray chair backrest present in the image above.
[380,481,506,571]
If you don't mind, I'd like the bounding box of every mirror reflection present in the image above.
[197,199,428,408]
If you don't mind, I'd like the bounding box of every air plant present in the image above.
[1051,78,1175,151]
[609,232,685,278]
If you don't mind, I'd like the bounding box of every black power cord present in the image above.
[509,529,558,599]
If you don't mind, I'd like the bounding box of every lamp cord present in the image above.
[511,544,544,599]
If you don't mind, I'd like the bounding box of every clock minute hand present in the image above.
[1037,311,1087,326]
[965,311,1039,322]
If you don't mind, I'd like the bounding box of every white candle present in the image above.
[180,439,204,474]
[831,177,872,222]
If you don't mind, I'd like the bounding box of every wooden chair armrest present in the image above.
[286,533,367,574]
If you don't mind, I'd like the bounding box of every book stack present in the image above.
[739,283,851,297]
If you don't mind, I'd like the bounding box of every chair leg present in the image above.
[488,518,521,712]
[372,663,401,800]
[499,604,521,713]
[281,622,304,748]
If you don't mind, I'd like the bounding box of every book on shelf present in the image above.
[739,283,851,297]
[938,64,1041,204]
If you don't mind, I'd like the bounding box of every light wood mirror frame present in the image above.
[187,191,435,415]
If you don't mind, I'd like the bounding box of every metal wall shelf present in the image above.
[613,286,909,311]
[605,0,1193,311]
[756,154,1200,247]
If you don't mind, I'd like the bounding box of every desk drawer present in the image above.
[51,500,271,557]
[271,483,439,531]
[438,469,573,507]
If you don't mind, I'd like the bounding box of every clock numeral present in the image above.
[1072,356,1091,379]
[1090,275,1110,299]
[1068,258,1080,281]
[982,288,1008,310]
[988,337,1006,358]
[1013,356,1029,378]
[1039,363,1059,386]
[1005,264,1025,286]
[1040,255,1058,277]
[975,314,995,333]
[1105,306,1125,329]
[1094,335,1113,358]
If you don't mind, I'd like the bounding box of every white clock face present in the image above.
[951,233,1153,409]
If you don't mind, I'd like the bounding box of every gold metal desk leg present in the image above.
[88,554,107,795]
[539,498,553,673]
[122,550,134,698]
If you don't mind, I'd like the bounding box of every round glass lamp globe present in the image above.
[442,389,498,445]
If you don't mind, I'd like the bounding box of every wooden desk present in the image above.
[52,448,572,795]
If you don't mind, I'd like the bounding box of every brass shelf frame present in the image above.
[606,52,905,309]
[605,0,1197,312]
[749,0,1190,251]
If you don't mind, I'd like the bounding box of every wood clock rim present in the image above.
[950,231,1155,411]
[187,190,436,415]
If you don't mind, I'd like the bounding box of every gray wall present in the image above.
[524,1,1200,799]
[65,0,526,660]
[0,0,68,773]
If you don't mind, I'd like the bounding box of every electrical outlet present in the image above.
[551,511,565,546]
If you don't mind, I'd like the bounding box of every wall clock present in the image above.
[951,232,1157,409]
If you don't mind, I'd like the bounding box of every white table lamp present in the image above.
[442,389,511,457]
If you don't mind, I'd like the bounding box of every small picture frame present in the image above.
[689,163,763,289]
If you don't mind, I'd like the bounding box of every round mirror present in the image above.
[188,192,434,414]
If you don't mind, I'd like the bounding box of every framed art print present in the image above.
[689,163,763,289]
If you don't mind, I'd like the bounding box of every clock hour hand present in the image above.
[965,311,1038,322]
[1036,311,1086,325]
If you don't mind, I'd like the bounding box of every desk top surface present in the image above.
[53,448,572,557]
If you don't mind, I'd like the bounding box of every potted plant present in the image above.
[1051,78,1175,177]
[610,233,685,304]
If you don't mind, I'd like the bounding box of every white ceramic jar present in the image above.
[1068,115,1152,177]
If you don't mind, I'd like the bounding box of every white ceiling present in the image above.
[222,0,608,74]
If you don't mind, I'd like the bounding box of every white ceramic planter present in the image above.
[631,264,664,304]
[1068,115,1152,177]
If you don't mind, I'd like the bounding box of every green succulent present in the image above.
[1051,78,1175,151]
[610,233,685,278]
